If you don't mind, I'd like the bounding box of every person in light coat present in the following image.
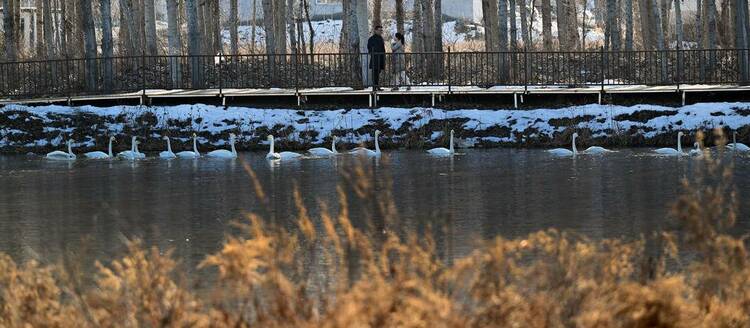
[391,33,411,91]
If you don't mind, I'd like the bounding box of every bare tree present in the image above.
[101,0,114,90]
[80,0,97,90]
[341,0,361,85]
[118,0,137,55]
[373,0,382,28]
[557,0,580,50]
[262,0,276,53]
[3,0,17,61]
[509,0,518,50]
[302,0,314,56]
[624,0,634,50]
[395,0,405,36]
[251,0,258,53]
[35,0,44,57]
[43,0,55,58]
[287,0,298,55]
[520,0,530,47]
[167,0,182,87]
[541,0,553,50]
[274,0,287,55]
[499,0,509,51]
[703,0,718,49]
[605,0,621,50]
[674,0,684,47]
[186,0,202,87]
[145,0,158,55]
[230,0,239,56]
[660,0,671,45]
[735,0,749,81]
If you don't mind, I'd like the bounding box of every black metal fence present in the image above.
[1,49,749,100]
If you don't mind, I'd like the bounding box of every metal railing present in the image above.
[1,49,749,100]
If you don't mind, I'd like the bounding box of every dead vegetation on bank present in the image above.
[1,130,749,327]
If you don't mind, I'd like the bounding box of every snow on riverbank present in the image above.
[1,103,750,153]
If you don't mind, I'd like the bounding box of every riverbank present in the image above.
[1,102,749,154]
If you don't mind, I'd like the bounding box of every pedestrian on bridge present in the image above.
[391,32,411,91]
[368,25,386,91]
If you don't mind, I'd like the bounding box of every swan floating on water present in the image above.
[207,134,238,159]
[84,136,115,159]
[159,136,177,159]
[350,130,381,157]
[266,135,302,160]
[176,134,201,159]
[118,137,146,160]
[308,137,338,157]
[654,132,685,156]
[46,140,76,161]
[727,132,750,152]
[427,130,455,156]
[547,133,578,157]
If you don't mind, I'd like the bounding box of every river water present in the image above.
[1,149,748,271]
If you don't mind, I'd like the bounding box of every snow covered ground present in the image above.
[2,103,749,153]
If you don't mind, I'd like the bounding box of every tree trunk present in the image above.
[499,0,509,51]
[373,0,383,28]
[541,0,553,50]
[557,0,579,50]
[674,0,683,47]
[509,0,518,50]
[581,0,588,49]
[251,0,258,53]
[118,0,137,56]
[80,0,97,91]
[735,0,749,81]
[339,0,360,85]
[704,0,718,49]
[520,0,530,47]
[44,0,55,58]
[650,0,665,50]
[695,0,702,44]
[167,0,182,87]
[230,0,239,55]
[275,0,287,55]
[605,0,621,50]
[145,0,158,55]
[660,0,670,45]
[719,0,733,48]
[262,0,276,53]
[186,0,202,87]
[413,0,424,52]
[3,0,16,61]
[303,0,314,56]
[35,0,44,57]
[101,0,114,90]
[435,0,443,52]
[423,0,435,53]
[482,0,499,51]
[624,0,634,50]
[637,0,652,49]
[395,0,405,36]
[288,0,298,55]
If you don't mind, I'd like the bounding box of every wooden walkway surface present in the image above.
[2,84,749,107]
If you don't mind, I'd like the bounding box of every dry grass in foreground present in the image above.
[2,131,750,327]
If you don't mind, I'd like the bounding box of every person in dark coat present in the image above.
[367,26,386,91]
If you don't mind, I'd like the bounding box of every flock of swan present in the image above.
[547,131,750,157]
[42,129,749,162]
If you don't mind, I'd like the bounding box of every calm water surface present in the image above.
[1,149,749,271]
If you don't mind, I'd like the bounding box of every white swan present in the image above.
[117,136,144,160]
[547,133,578,157]
[159,136,177,159]
[727,132,750,152]
[46,140,76,161]
[84,136,116,159]
[349,130,381,157]
[308,136,338,157]
[654,132,685,156]
[176,134,201,159]
[207,133,238,158]
[266,135,302,160]
[427,130,455,156]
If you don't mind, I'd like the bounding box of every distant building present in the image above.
[0,0,40,52]
[442,0,483,23]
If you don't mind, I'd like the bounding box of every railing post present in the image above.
[675,43,681,90]
[523,46,529,94]
[447,47,452,94]
[141,51,147,101]
[218,51,224,98]
[600,46,605,93]
[294,51,300,94]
